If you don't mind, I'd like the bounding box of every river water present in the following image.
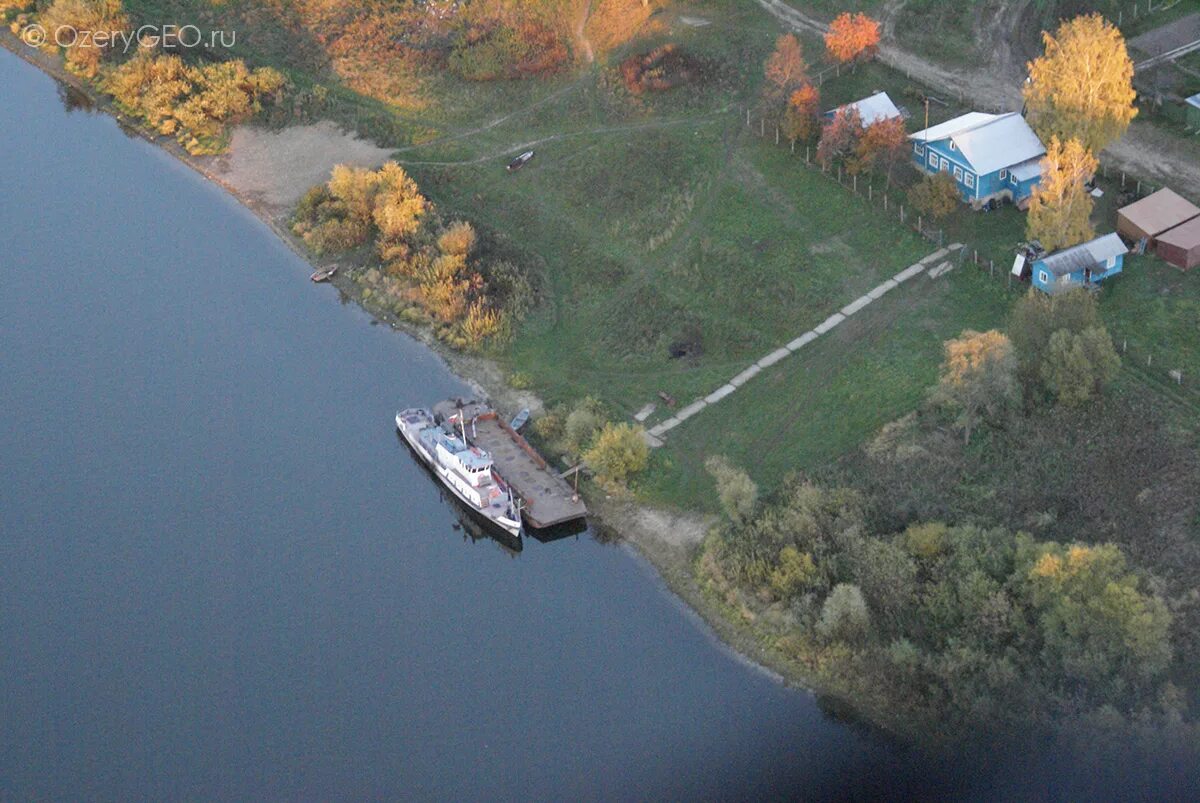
[0,48,1190,800]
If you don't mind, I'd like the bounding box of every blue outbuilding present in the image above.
[1029,233,1127,294]
[908,112,1046,209]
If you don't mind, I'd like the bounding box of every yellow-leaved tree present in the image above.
[1027,137,1098,251]
[1023,13,1137,154]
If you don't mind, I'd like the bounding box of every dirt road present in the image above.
[751,0,1200,199]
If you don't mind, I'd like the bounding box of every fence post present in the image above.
[746,108,750,126]
[838,166,842,183]
[1121,172,1126,188]
[901,205,905,223]
[791,139,795,154]
[775,125,779,145]
[884,194,888,211]
[990,259,994,277]
[1136,179,1141,194]
[917,215,922,232]
[853,174,857,193]
[760,118,765,137]
[806,145,810,164]
[869,185,873,202]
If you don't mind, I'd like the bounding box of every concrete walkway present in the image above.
[645,243,963,443]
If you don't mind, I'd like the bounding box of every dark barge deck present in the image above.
[433,399,587,530]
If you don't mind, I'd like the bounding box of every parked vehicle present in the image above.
[507,150,535,172]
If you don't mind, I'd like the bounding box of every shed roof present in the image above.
[832,91,902,126]
[1188,93,1200,110]
[909,112,1045,174]
[1009,157,1042,182]
[1117,188,1200,237]
[1037,233,1126,277]
[1157,215,1200,249]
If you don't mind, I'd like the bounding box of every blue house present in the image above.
[1029,233,1127,294]
[908,112,1046,209]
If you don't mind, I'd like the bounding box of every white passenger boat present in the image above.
[396,407,523,537]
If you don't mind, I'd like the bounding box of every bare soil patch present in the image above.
[212,122,394,215]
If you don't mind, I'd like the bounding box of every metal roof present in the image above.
[1037,233,1126,277]
[1009,157,1042,182]
[908,112,997,143]
[832,91,901,126]
[909,112,1045,175]
[1118,188,1200,237]
[1188,93,1200,109]
[1157,215,1200,248]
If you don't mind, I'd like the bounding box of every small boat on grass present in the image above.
[310,266,338,283]
[396,407,523,538]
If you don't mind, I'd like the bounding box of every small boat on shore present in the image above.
[396,407,523,537]
[310,266,338,283]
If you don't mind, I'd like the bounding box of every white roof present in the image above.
[832,91,901,127]
[1009,157,1042,182]
[1188,93,1200,109]
[910,112,1046,175]
[1038,233,1127,277]
[908,112,997,143]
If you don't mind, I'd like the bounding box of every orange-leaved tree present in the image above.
[852,117,908,185]
[781,83,821,143]
[824,12,880,68]
[1024,13,1137,154]
[764,33,808,99]
[816,106,862,168]
[1027,136,1098,252]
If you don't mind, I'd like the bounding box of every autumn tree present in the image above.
[705,455,758,526]
[1018,540,1171,701]
[1041,326,1121,406]
[816,107,862,168]
[908,170,959,220]
[781,83,821,143]
[824,12,881,68]
[763,33,808,101]
[852,117,908,185]
[1027,137,1097,251]
[584,423,650,487]
[930,330,1020,444]
[39,0,128,77]
[1024,13,1137,154]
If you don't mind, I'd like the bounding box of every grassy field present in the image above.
[108,0,1195,512]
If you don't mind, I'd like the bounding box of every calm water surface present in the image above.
[0,48,1189,800]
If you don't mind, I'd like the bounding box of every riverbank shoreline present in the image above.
[0,32,925,747]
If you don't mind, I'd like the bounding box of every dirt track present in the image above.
[751,0,1200,199]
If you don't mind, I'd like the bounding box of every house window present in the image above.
[1106,256,1117,268]
[928,151,938,168]
[999,169,1007,180]
[1039,270,1049,284]
[949,141,957,151]
[914,143,925,156]
[940,157,950,172]
[953,166,963,182]
[964,172,975,188]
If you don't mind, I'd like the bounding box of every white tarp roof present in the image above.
[1188,93,1200,110]
[909,112,1046,175]
[832,91,901,126]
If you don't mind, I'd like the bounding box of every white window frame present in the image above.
[964,172,975,188]
[949,141,957,151]
[1106,256,1117,269]
[939,157,950,172]
[953,166,963,182]
[928,151,938,168]
[999,169,1007,180]
[914,143,925,156]
[1039,270,1049,284]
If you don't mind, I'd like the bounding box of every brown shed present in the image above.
[1156,216,1200,270]
[1116,188,1200,246]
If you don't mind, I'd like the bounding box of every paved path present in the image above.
[645,243,963,443]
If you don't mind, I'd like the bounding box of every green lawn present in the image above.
[112,0,1197,512]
